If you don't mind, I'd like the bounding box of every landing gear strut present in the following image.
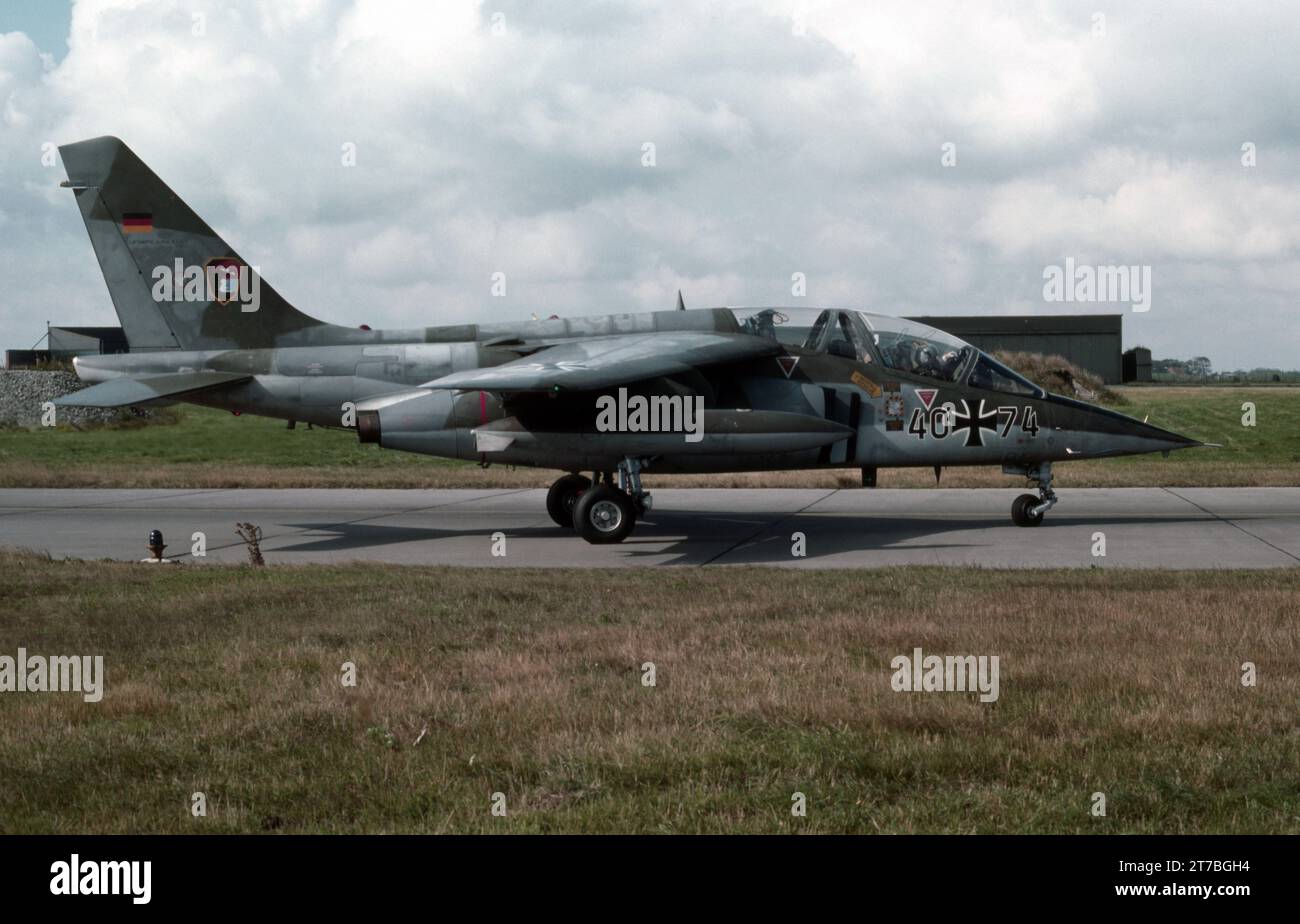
[615,456,653,517]
[1005,461,1057,527]
[569,458,653,544]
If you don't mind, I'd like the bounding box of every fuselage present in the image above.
[73,305,1198,475]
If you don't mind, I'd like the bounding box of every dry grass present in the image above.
[0,550,1296,834]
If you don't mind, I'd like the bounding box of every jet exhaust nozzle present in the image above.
[357,410,381,444]
[353,389,460,457]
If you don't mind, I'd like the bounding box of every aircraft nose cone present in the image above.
[1043,392,1202,452]
[1122,410,1202,447]
[1145,424,1201,447]
[1123,412,1201,447]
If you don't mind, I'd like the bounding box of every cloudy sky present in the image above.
[1,0,1297,370]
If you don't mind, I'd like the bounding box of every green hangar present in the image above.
[906,314,1124,384]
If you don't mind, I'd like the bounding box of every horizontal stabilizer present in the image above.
[52,371,252,408]
[422,331,779,393]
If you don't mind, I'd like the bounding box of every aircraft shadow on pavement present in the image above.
[630,512,1219,564]
[264,513,1219,565]
[270,521,482,552]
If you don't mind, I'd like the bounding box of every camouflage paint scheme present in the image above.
[53,137,1202,537]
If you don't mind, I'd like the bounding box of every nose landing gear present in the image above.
[1005,461,1057,527]
[1011,493,1044,527]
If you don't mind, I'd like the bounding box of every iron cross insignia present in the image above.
[951,398,999,448]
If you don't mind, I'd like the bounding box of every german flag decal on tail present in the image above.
[121,212,153,234]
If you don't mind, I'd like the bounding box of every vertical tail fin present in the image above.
[59,136,341,351]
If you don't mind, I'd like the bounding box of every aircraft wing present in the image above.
[422,331,779,393]
[52,371,252,408]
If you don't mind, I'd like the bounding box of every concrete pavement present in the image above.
[1,487,1297,569]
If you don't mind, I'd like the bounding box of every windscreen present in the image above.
[967,352,1044,397]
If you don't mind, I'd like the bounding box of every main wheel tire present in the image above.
[1011,493,1045,527]
[573,485,637,544]
[546,474,592,528]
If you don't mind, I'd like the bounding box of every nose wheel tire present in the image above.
[573,485,637,544]
[1011,493,1045,527]
[546,474,592,529]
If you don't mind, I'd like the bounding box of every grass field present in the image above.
[1,386,1296,489]
[1,551,1296,834]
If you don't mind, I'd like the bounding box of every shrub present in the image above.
[991,350,1126,405]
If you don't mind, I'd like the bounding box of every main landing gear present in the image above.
[1005,461,1058,527]
[548,458,652,544]
[545,473,591,529]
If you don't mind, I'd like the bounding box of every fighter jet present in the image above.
[53,137,1203,543]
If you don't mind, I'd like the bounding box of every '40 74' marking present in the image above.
[907,399,1039,448]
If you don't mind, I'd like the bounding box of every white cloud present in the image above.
[0,0,1298,369]
[976,154,1300,261]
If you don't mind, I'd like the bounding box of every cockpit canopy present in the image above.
[731,307,1043,396]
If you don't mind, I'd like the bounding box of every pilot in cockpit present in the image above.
[743,308,788,341]
[895,340,966,380]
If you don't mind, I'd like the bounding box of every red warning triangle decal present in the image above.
[776,355,800,378]
[914,387,938,410]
